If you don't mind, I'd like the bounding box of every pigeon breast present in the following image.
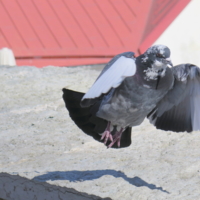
[97,66,174,128]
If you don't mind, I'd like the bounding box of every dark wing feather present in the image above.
[62,88,132,148]
[148,64,200,132]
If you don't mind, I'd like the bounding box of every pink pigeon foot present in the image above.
[101,122,113,144]
[108,128,124,148]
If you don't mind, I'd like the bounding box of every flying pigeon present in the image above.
[62,45,200,148]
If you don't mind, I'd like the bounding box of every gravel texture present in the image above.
[0,172,111,200]
[0,65,200,200]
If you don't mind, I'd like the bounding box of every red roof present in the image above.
[0,0,191,67]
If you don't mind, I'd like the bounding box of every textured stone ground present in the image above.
[0,173,111,200]
[0,65,200,200]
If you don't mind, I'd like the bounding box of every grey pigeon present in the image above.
[63,45,200,148]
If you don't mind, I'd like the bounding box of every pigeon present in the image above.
[62,45,200,148]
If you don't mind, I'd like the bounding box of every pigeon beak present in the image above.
[165,57,173,67]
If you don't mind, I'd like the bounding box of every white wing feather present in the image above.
[82,56,136,100]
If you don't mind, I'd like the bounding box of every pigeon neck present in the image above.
[136,54,152,71]
[136,55,165,82]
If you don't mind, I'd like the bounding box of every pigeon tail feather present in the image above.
[62,88,132,148]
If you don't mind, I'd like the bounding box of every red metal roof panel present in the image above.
[17,0,62,51]
[139,0,191,53]
[3,0,43,52]
[0,0,191,67]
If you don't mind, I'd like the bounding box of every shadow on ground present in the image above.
[33,169,169,194]
[0,173,111,200]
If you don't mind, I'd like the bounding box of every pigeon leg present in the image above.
[108,128,124,148]
[101,122,113,144]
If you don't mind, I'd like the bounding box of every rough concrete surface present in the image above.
[0,65,200,200]
[0,173,111,200]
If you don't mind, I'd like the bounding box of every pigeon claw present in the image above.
[108,137,121,148]
[107,128,124,148]
[101,130,113,144]
[101,123,124,148]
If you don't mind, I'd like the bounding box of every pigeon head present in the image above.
[142,45,173,69]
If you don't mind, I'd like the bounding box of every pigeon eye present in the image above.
[156,53,164,58]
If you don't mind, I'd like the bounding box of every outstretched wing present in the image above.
[148,64,200,132]
[81,52,136,107]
